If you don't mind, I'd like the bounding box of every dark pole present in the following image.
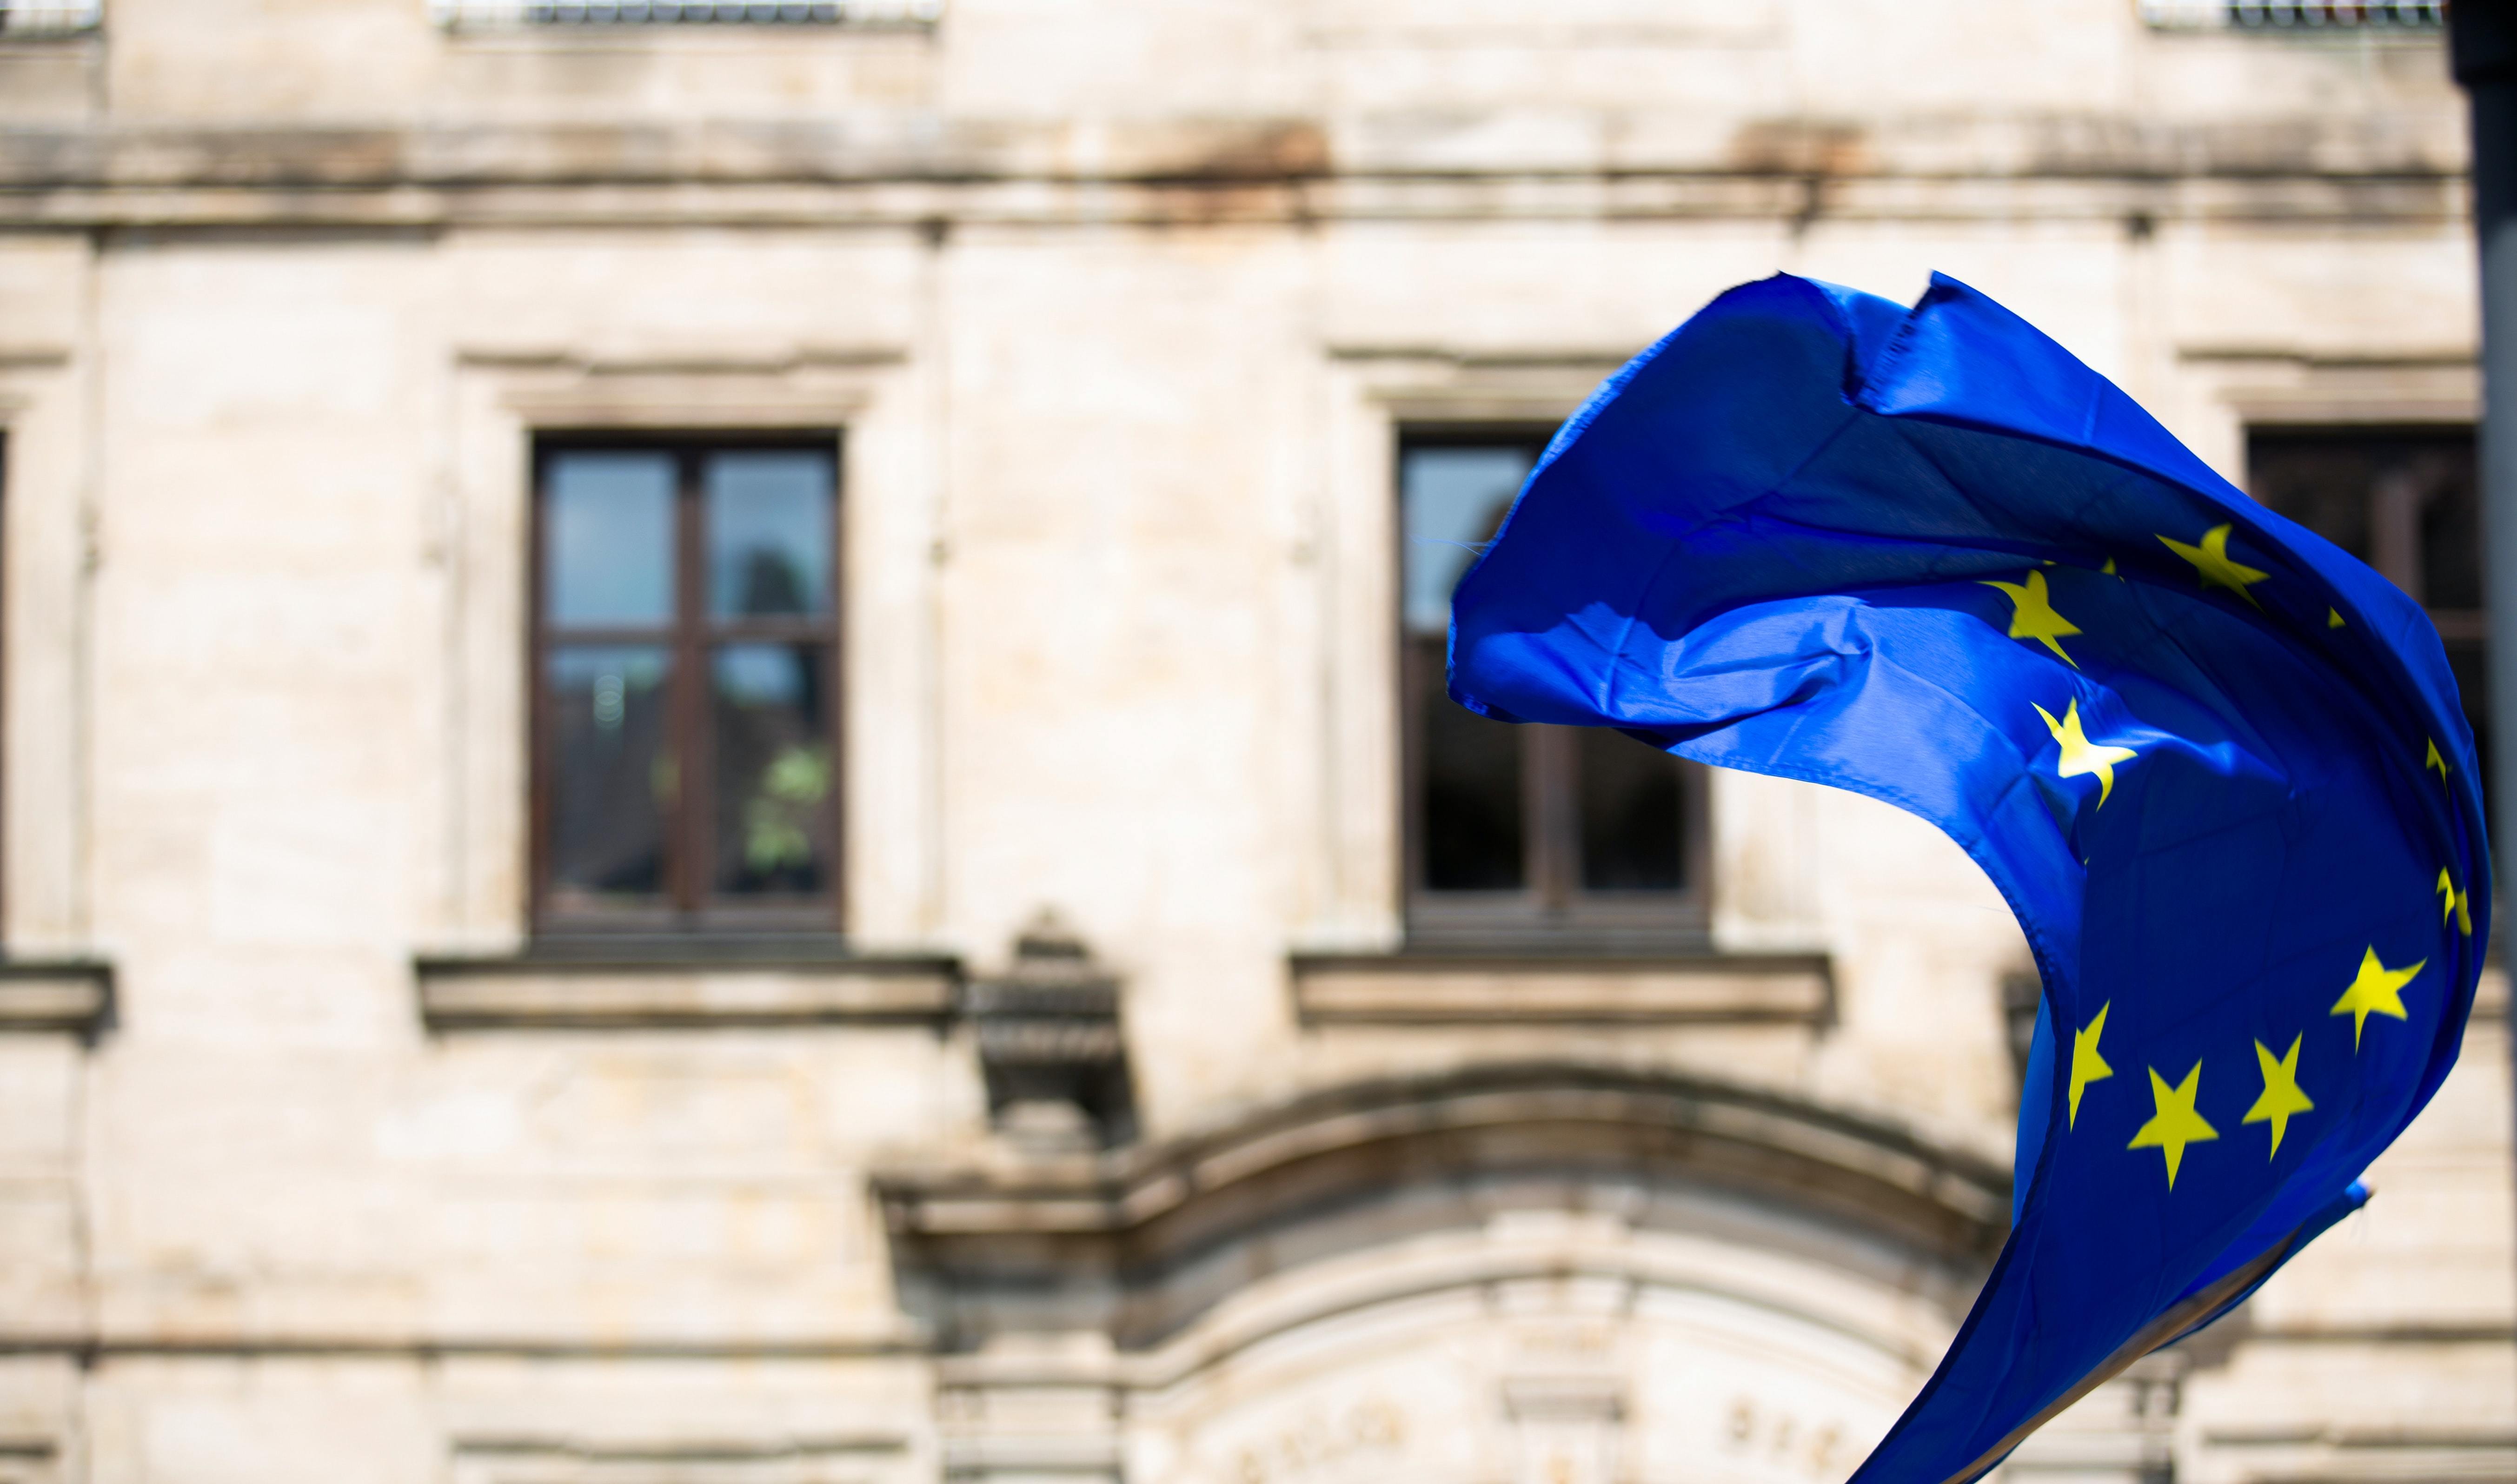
[2457,9,2517,905]
[2454,5,2517,1337]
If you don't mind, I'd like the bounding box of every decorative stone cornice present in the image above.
[963,914,1135,1151]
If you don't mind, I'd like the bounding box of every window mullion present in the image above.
[1529,724,1576,913]
[528,460,551,922]
[673,450,711,918]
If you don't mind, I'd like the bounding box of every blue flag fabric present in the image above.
[1445,273,2490,1483]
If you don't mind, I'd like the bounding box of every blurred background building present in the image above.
[0,1,2505,1481]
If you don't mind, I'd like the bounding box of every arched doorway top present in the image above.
[878,1059,2010,1356]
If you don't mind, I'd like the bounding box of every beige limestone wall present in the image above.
[0,5,2499,1484]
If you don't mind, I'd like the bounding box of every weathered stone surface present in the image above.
[0,5,2501,1483]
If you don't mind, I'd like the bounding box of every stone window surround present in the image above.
[0,324,106,1031]
[434,340,943,966]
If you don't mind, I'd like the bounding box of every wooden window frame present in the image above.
[2244,423,2482,642]
[528,431,844,937]
[1396,426,1711,951]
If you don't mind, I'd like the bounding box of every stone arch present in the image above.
[878,1061,2011,1484]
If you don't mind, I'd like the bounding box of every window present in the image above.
[533,437,840,932]
[1399,432,1708,947]
[2138,1,2441,28]
[2247,425,2489,815]
[0,1,102,35]
[430,0,939,28]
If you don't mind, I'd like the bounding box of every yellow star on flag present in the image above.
[2438,868,2473,936]
[2427,738,2450,781]
[2327,607,2345,629]
[1981,570,2084,666]
[2069,1001,2113,1128]
[2032,698,2138,807]
[2331,946,2422,1049]
[2128,1062,2219,1188]
[2157,524,2269,606]
[2241,1034,2314,1157]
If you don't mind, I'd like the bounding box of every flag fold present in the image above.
[1445,272,2490,1484]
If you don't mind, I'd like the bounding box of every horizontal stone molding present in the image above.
[0,958,112,1037]
[0,1330,923,1359]
[415,948,957,1029]
[940,1436,1122,1480]
[452,1435,910,1463]
[0,110,2464,190]
[0,129,2468,232]
[0,175,2466,236]
[1290,950,1831,1024]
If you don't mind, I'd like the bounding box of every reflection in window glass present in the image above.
[546,452,675,626]
[536,437,841,928]
[1401,446,1529,635]
[1578,727,1684,890]
[709,451,833,618]
[546,645,674,899]
[712,643,831,896]
[1404,444,1536,893]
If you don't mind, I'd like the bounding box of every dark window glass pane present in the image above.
[712,643,832,896]
[546,645,674,900]
[1577,727,1684,891]
[2247,429,2477,606]
[1417,636,1525,890]
[2418,449,2484,612]
[2447,636,2494,835]
[546,452,675,626]
[1401,445,1534,636]
[1405,442,1539,894]
[2247,438,2374,566]
[709,450,834,619]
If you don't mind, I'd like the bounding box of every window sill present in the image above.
[415,941,957,1029]
[1289,948,1831,1026]
[0,958,113,1039]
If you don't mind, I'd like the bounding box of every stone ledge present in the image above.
[415,948,957,1030]
[0,1330,923,1358]
[1289,950,1831,1025]
[0,959,112,1038]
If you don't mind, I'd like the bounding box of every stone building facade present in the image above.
[0,2,2506,1482]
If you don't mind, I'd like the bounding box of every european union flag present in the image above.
[1445,273,2490,1483]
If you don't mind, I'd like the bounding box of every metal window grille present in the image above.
[431,0,938,26]
[0,0,103,36]
[2138,0,2444,26]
